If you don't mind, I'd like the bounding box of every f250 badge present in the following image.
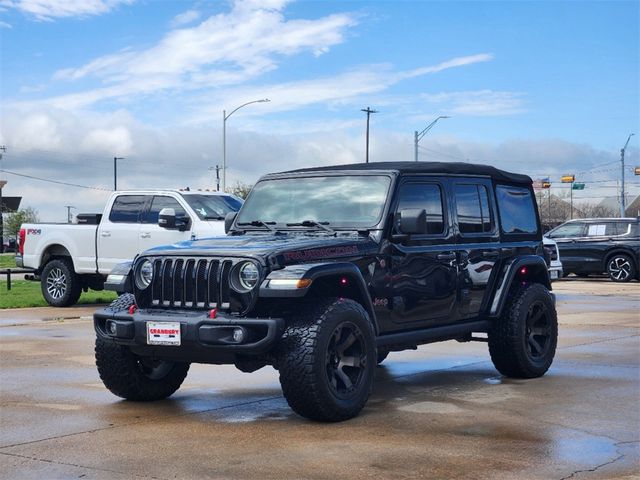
[27,229,41,235]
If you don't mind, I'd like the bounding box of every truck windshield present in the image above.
[237,175,392,229]
[183,194,243,220]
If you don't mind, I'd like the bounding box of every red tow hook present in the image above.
[209,308,218,319]
[128,304,138,315]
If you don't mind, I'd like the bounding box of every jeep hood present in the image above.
[143,233,378,266]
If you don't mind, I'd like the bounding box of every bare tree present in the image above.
[576,202,617,219]
[227,181,253,200]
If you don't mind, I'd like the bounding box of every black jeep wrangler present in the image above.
[95,162,557,422]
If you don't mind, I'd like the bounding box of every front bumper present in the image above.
[548,265,563,281]
[94,308,284,364]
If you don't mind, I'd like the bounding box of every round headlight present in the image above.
[233,261,260,292]
[135,259,154,290]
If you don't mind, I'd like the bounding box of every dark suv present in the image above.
[95,162,557,421]
[546,218,640,282]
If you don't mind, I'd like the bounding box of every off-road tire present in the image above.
[488,283,557,378]
[277,298,376,422]
[41,258,82,307]
[95,295,190,401]
[607,254,636,283]
[376,347,390,365]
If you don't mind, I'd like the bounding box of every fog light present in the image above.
[232,328,245,343]
[107,321,117,335]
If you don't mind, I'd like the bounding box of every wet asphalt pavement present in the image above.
[0,279,638,480]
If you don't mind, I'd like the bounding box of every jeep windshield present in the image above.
[236,175,392,230]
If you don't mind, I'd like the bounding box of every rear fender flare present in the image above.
[489,255,551,317]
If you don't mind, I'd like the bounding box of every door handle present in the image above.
[437,253,456,261]
[140,232,151,238]
[100,231,111,237]
[500,247,515,254]
[482,251,500,259]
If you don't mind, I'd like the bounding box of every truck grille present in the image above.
[149,258,234,309]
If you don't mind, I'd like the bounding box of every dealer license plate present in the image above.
[550,271,559,280]
[147,322,181,346]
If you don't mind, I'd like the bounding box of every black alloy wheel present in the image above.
[524,301,553,362]
[325,322,368,399]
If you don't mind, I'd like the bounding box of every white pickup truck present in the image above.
[16,190,243,307]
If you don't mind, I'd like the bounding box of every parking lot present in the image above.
[0,278,638,480]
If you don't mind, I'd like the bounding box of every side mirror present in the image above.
[158,208,176,229]
[399,208,427,235]
[225,212,237,234]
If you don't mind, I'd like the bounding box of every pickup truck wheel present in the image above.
[41,258,81,307]
[488,283,557,379]
[277,298,376,422]
[95,295,190,401]
[607,254,635,283]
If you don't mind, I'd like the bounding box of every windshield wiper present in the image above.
[236,220,278,232]
[204,214,225,220]
[286,220,335,234]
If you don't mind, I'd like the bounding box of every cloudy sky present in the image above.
[0,0,638,221]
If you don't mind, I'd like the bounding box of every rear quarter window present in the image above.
[496,185,538,235]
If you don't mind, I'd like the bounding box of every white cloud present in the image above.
[421,90,526,116]
[186,56,495,123]
[52,0,357,100]
[170,8,200,28]
[2,106,634,222]
[1,0,134,20]
[0,19,11,28]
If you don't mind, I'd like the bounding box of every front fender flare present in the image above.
[260,262,378,334]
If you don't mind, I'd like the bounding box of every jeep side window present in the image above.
[142,196,188,224]
[454,184,493,234]
[496,185,538,234]
[395,183,444,234]
[548,222,584,238]
[108,195,146,223]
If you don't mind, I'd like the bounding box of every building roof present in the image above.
[278,161,532,185]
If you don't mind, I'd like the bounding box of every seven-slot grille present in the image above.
[149,258,233,309]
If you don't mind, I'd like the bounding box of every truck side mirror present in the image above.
[225,212,237,234]
[158,208,176,229]
[399,208,427,235]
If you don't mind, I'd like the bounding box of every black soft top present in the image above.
[278,161,531,185]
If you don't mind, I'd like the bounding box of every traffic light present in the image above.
[561,175,575,183]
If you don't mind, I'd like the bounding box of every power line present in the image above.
[0,169,111,191]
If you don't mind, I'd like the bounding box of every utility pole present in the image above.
[620,133,635,217]
[414,116,450,161]
[113,157,124,190]
[0,145,6,253]
[64,206,75,223]
[361,107,378,163]
[209,165,221,191]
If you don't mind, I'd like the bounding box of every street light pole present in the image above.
[414,116,450,161]
[222,98,270,192]
[361,107,378,163]
[113,157,124,190]
[620,133,635,217]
